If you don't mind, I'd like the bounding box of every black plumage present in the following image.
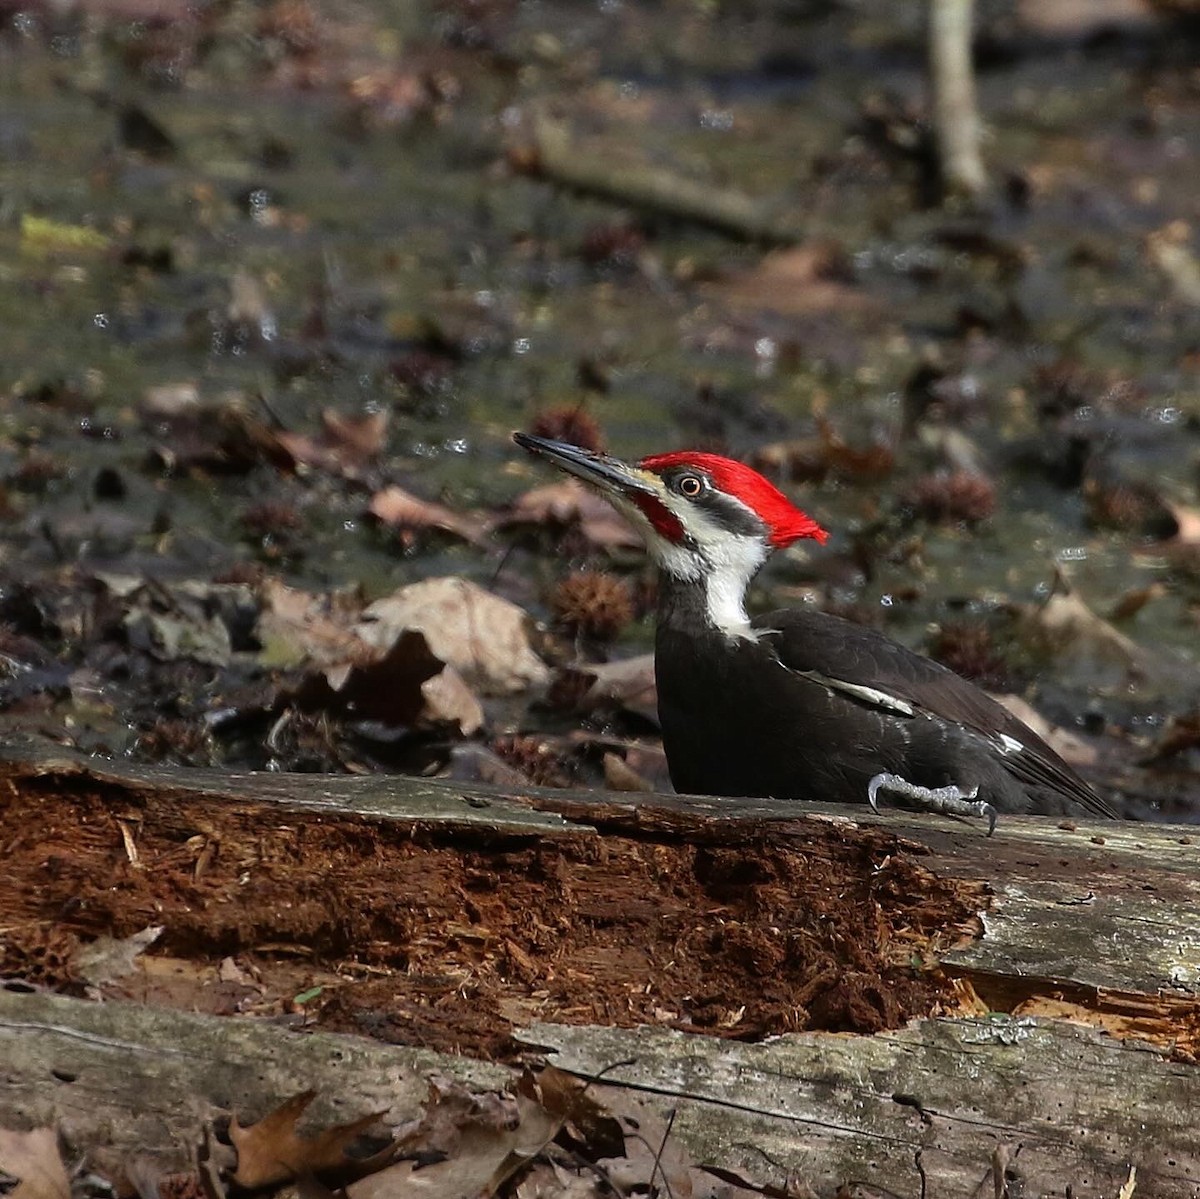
[514,432,1115,824]
[656,588,1114,817]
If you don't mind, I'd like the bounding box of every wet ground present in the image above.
[1,0,1200,815]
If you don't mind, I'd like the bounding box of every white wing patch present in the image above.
[994,732,1024,755]
[787,668,916,717]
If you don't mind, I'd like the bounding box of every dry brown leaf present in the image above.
[71,924,163,988]
[708,242,874,317]
[553,654,658,723]
[256,579,364,669]
[1166,501,1200,548]
[356,578,550,695]
[368,485,489,545]
[0,1128,71,1199]
[404,1075,522,1152]
[274,408,389,478]
[599,1109,696,1199]
[1139,709,1200,764]
[1108,582,1166,623]
[516,1160,605,1199]
[230,1091,386,1190]
[503,481,643,551]
[1017,590,1146,673]
[349,1094,560,1199]
[319,629,483,734]
[1147,221,1200,306]
[603,751,653,792]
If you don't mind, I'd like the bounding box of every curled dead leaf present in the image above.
[709,241,874,317]
[549,653,658,724]
[502,481,643,551]
[356,578,549,695]
[368,485,489,546]
[229,1091,387,1191]
[317,629,483,735]
[274,409,390,478]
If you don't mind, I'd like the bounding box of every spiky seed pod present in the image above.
[492,735,571,788]
[551,570,634,641]
[904,470,996,525]
[928,620,1009,688]
[579,221,646,266]
[239,500,304,537]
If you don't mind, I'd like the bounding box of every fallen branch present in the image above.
[520,113,804,245]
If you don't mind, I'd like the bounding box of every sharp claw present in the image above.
[867,773,885,814]
[866,772,997,834]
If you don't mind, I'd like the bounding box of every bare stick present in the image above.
[929,0,986,197]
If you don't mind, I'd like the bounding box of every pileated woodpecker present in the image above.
[514,432,1116,831]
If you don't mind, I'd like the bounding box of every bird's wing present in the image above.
[754,608,1117,818]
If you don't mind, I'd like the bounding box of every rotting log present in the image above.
[0,986,507,1172]
[1,737,1199,1197]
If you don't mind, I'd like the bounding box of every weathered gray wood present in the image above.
[521,1018,1199,1199]
[0,986,506,1163]
[5,982,1196,1199]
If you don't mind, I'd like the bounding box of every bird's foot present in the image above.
[867,772,998,836]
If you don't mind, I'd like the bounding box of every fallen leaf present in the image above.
[1017,589,1145,674]
[230,1091,386,1190]
[1147,221,1200,306]
[349,1093,560,1199]
[1165,501,1200,548]
[256,580,364,669]
[603,751,653,792]
[550,654,658,724]
[1139,709,1200,764]
[71,925,163,988]
[368,485,489,545]
[274,408,390,478]
[1108,582,1166,623]
[599,1109,696,1199]
[502,481,643,551]
[516,1159,605,1199]
[707,241,874,317]
[356,578,550,695]
[320,630,483,735]
[0,1128,71,1199]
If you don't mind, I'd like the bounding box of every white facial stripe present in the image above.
[658,493,767,639]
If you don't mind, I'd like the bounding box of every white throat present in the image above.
[640,506,769,641]
[698,533,768,640]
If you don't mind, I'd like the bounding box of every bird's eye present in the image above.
[676,474,703,498]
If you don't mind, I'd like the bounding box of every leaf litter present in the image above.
[1,1070,773,1199]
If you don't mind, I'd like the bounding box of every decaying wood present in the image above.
[1,738,1199,1197]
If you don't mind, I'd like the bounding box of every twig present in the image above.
[648,1107,678,1199]
[929,0,986,197]
[524,114,803,245]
